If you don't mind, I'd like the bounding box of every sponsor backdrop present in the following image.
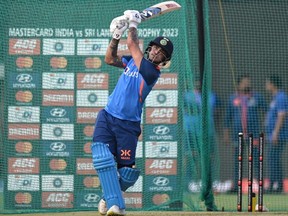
[2,0,185,212]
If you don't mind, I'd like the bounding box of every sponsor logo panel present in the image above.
[8,158,40,174]
[42,107,74,123]
[8,73,40,89]
[8,174,40,191]
[42,90,74,106]
[146,90,178,107]
[5,192,40,209]
[136,141,143,158]
[77,39,109,56]
[8,124,40,140]
[77,107,101,123]
[74,190,102,209]
[42,192,74,208]
[146,108,178,124]
[126,176,143,193]
[76,158,96,175]
[145,176,177,192]
[42,72,74,89]
[42,124,74,140]
[43,39,75,55]
[76,90,108,107]
[154,73,178,89]
[145,142,178,158]
[75,124,95,140]
[41,175,74,192]
[9,39,40,55]
[145,159,177,175]
[145,124,177,141]
[42,141,73,157]
[123,193,143,209]
[8,106,40,123]
[75,175,101,190]
[77,73,109,89]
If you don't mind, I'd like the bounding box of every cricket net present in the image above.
[0,0,287,214]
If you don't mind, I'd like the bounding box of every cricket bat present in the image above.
[140,1,181,21]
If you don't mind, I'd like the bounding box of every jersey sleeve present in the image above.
[121,56,133,68]
[138,58,160,86]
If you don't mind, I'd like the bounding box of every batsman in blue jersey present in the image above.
[91,10,174,216]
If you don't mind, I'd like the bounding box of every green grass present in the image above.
[183,192,288,212]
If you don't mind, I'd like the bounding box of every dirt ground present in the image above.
[1,211,287,216]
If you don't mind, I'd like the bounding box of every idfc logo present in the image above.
[153,125,170,135]
[84,193,100,203]
[50,142,66,152]
[50,108,67,118]
[153,176,169,186]
[16,74,33,83]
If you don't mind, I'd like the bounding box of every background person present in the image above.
[265,75,288,193]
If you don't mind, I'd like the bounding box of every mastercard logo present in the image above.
[49,159,67,170]
[15,142,33,153]
[83,176,100,188]
[15,91,33,103]
[83,125,94,137]
[85,57,102,69]
[152,194,170,205]
[83,142,92,154]
[50,57,67,69]
[15,192,32,204]
[16,57,33,68]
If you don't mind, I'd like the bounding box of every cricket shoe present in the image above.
[98,199,107,215]
[107,205,126,216]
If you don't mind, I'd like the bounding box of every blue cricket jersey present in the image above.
[105,56,160,122]
[266,91,288,142]
[224,92,266,142]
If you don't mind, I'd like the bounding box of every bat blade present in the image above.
[140,1,181,21]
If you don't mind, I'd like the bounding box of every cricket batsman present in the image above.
[91,10,174,216]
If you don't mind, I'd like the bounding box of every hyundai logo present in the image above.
[153,125,170,135]
[153,176,169,186]
[50,108,67,117]
[16,74,32,83]
[50,142,66,151]
[84,193,100,203]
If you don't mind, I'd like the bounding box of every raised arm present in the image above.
[105,16,128,68]
[104,38,123,68]
[124,10,143,69]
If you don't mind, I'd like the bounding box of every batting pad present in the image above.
[91,142,125,209]
[118,167,140,191]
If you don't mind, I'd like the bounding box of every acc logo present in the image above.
[50,108,67,117]
[50,142,66,152]
[84,193,100,203]
[16,74,33,83]
[153,176,169,187]
[153,125,170,135]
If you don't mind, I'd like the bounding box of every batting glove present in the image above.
[124,10,141,29]
[110,15,128,40]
